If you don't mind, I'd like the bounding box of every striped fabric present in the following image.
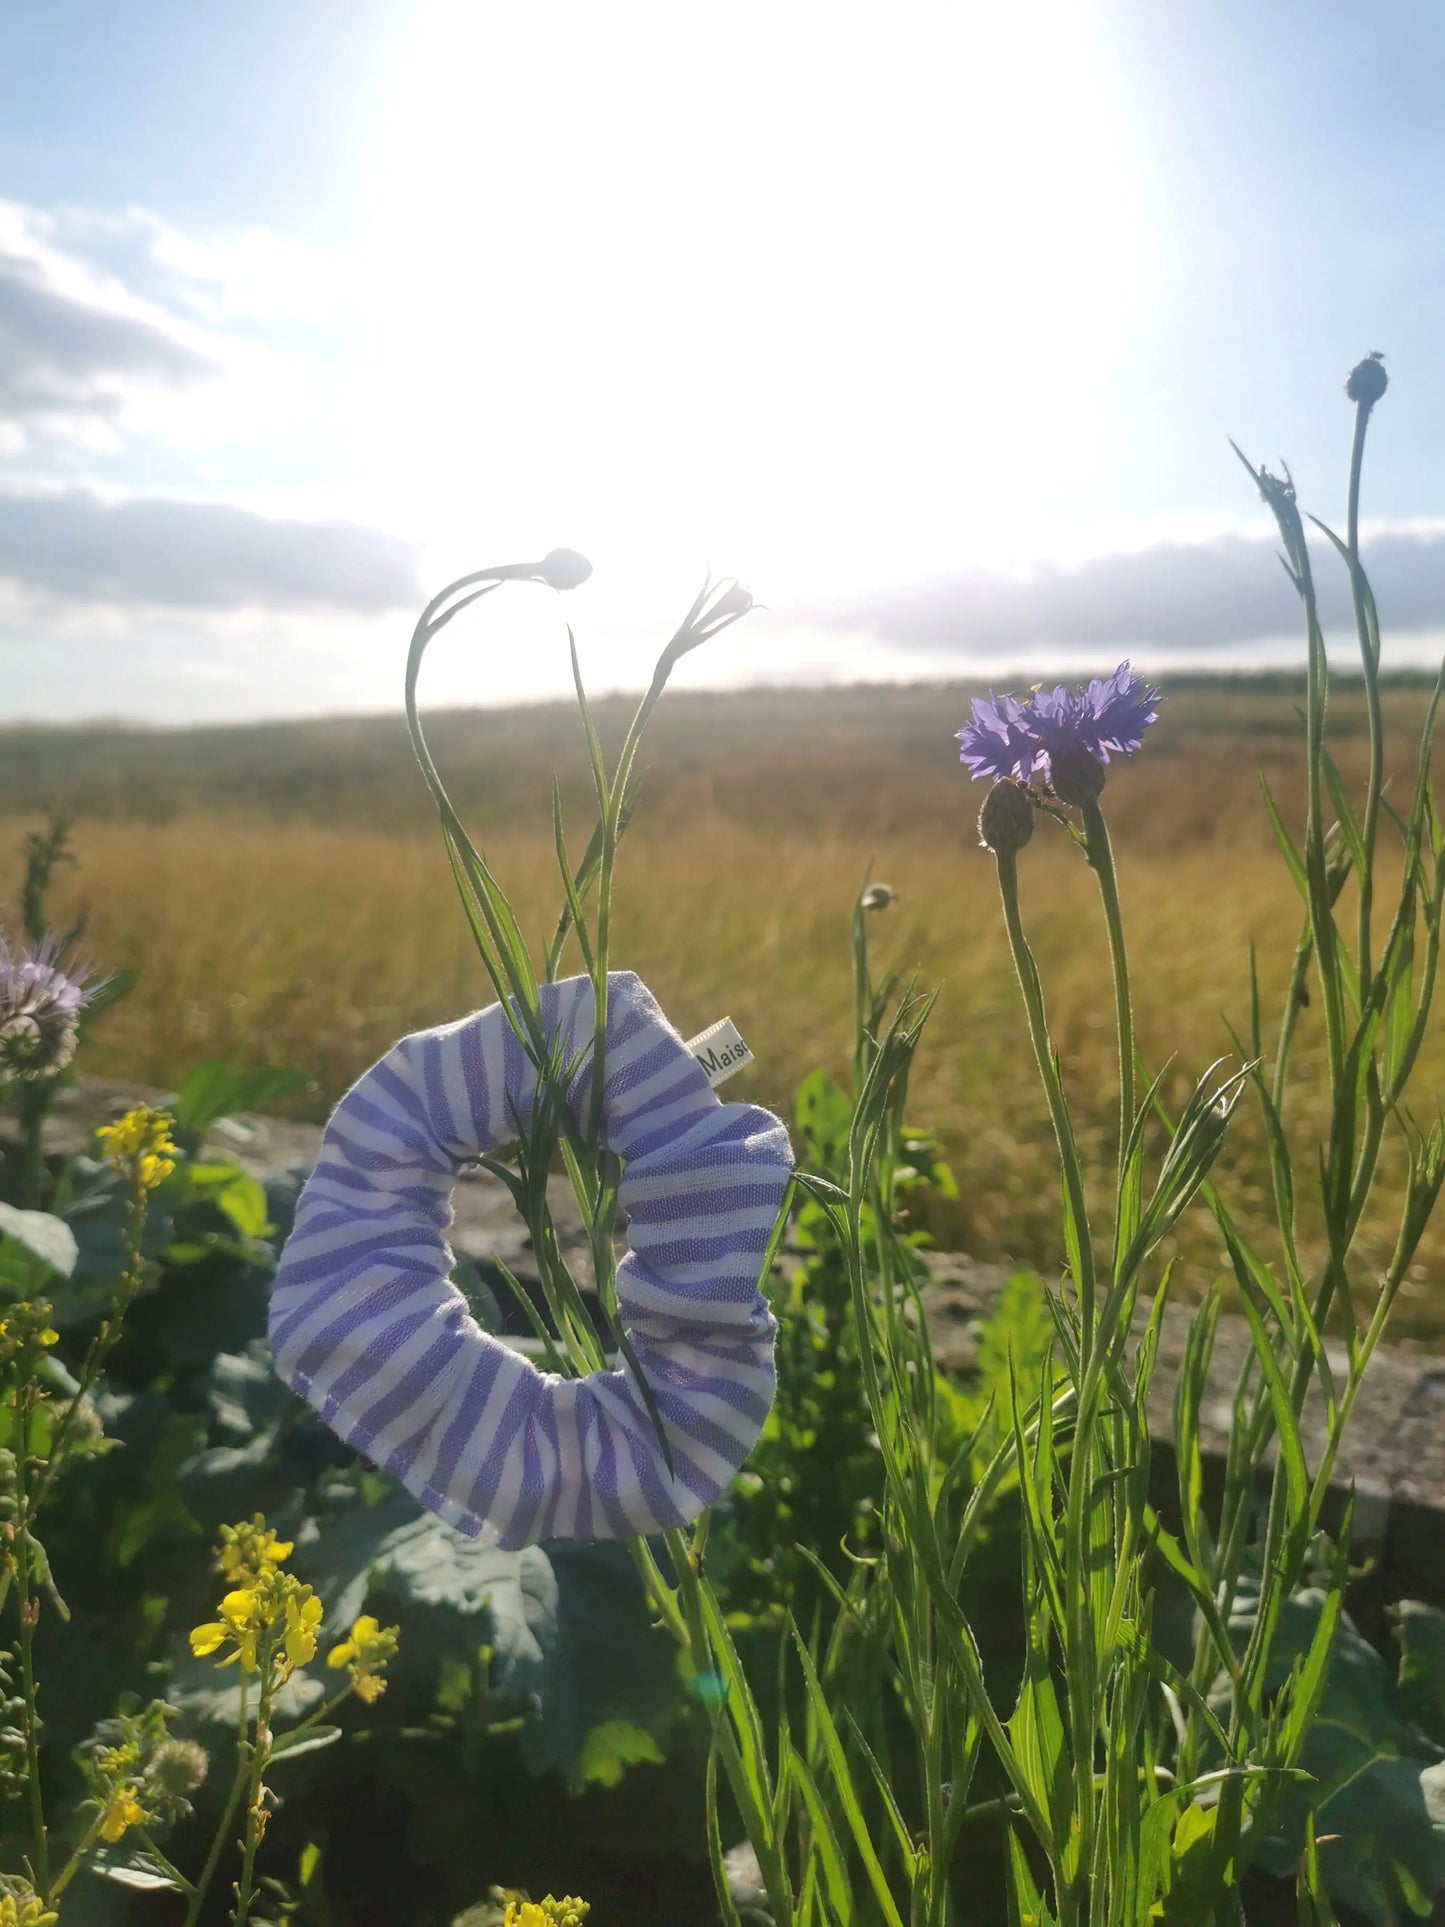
[269,972,792,1548]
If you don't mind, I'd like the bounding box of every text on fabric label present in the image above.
[685,1016,754,1087]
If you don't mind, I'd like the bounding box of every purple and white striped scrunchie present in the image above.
[268,972,792,1548]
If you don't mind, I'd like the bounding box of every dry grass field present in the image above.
[2,675,1441,1334]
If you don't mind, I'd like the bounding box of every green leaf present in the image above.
[1259,770,1310,903]
[269,1723,343,1763]
[576,1718,665,1788]
[1393,1600,1445,1747]
[292,1488,683,1783]
[184,1161,272,1240]
[795,1070,854,1176]
[1295,1815,1340,1925]
[784,1735,854,1917]
[1009,1621,1067,1855]
[166,1649,324,1734]
[1007,1826,1056,1927]
[96,1861,184,1892]
[790,1620,904,1927]
[1239,1583,1445,1922]
[0,1201,77,1280]
[168,1060,308,1137]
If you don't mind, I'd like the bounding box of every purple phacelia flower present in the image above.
[957,662,1160,795]
[0,932,101,1081]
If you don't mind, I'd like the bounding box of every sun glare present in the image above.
[349,0,1145,627]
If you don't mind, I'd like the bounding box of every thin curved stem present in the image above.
[1346,395,1385,987]
[49,1812,105,1901]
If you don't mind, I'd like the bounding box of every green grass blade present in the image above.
[789,1622,906,1927]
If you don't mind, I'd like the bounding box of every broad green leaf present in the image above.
[186,1161,272,1240]
[292,1488,683,1783]
[576,1718,664,1788]
[168,1060,308,1136]
[0,1201,77,1280]
[1394,1600,1445,1748]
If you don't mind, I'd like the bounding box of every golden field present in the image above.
[2,676,1441,1334]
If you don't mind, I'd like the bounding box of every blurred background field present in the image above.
[1,672,1441,1334]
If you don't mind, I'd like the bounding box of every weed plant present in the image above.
[367,361,1444,1922]
[0,360,1441,1923]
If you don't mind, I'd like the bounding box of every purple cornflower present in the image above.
[0,932,100,1081]
[955,689,1048,782]
[957,662,1160,791]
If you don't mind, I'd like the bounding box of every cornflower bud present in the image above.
[536,549,593,591]
[1345,352,1388,408]
[977,780,1035,857]
[704,579,754,626]
[1048,742,1106,807]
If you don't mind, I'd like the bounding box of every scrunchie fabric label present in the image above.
[268,972,793,1548]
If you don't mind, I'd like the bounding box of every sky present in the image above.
[2,0,1444,724]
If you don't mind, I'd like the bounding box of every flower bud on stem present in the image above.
[978,780,1035,857]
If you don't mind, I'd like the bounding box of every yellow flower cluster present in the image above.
[0,1889,58,1926]
[503,1899,590,1927]
[326,1613,400,1705]
[190,1568,322,1683]
[0,1303,59,1365]
[190,1517,399,1708]
[96,1105,179,1191]
[87,1739,153,1845]
[218,1514,293,1584]
[99,1783,147,1844]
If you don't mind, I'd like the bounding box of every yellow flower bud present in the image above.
[97,1106,179,1192]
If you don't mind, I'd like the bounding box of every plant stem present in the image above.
[1346,391,1385,988]
[993,849,1096,1354]
[11,1182,149,1639]
[182,1676,251,1927]
[13,1387,49,1902]
[133,1828,197,1897]
[1081,800,1136,1249]
[17,1083,48,1211]
[49,1812,104,1900]
[230,1671,274,1925]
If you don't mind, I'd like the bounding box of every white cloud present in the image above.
[0,200,219,445]
[0,199,354,482]
[46,202,351,328]
[0,485,421,613]
[797,525,1445,659]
